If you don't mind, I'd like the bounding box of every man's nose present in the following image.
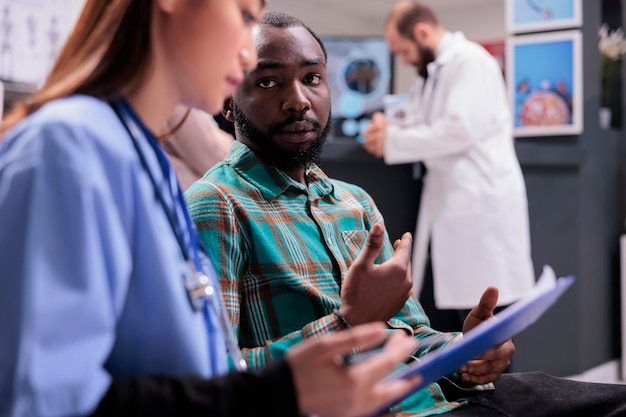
[282,82,311,114]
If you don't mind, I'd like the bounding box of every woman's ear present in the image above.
[222,97,235,122]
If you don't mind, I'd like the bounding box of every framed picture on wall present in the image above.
[506,30,582,137]
[1,0,77,85]
[506,0,582,34]
[322,37,393,140]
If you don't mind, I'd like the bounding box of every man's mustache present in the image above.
[269,116,323,136]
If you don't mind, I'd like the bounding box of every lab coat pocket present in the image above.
[444,188,481,218]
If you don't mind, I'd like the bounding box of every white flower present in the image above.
[599,24,626,60]
[598,24,626,107]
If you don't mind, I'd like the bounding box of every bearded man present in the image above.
[185,10,626,417]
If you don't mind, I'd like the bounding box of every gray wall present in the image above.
[495,0,622,375]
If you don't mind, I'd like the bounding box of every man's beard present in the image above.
[415,41,435,79]
[232,102,333,172]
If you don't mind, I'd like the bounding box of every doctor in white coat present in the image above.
[363,0,535,330]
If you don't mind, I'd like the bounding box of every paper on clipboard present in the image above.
[369,265,575,416]
[383,94,417,127]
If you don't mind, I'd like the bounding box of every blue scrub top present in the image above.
[0,95,227,417]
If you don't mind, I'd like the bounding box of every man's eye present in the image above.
[257,79,278,89]
[306,74,322,85]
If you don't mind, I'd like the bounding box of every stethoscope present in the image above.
[110,98,247,372]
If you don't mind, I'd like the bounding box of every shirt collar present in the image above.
[435,31,464,65]
[225,141,337,201]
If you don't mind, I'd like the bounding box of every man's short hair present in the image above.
[259,12,328,62]
[388,1,439,39]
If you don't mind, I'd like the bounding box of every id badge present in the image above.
[185,259,214,311]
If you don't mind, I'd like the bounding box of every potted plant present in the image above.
[598,24,626,129]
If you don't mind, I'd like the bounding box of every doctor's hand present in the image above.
[458,287,516,385]
[362,112,387,158]
[339,223,413,326]
[288,322,421,417]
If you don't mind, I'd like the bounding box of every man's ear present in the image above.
[222,97,235,122]
[412,22,430,43]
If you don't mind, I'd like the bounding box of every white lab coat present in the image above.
[384,32,535,309]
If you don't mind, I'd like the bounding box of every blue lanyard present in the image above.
[116,99,202,271]
[110,98,247,372]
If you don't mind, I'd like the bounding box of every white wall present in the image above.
[67,0,85,28]
[267,0,506,94]
[439,2,506,42]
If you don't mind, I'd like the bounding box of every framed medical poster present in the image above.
[506,0,582,34]
[323,37,393,140]
[506,30,582,137]
[0,0,78,85]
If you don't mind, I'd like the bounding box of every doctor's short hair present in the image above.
[259,12,328,63]
[388,1,440,40]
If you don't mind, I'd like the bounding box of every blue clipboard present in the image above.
[369,267,575,416]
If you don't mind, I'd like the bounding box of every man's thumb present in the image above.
[357,223,385,265]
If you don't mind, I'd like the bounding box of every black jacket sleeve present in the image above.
[90,359,300,417]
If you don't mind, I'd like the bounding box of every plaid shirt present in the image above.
[186,141,475,416]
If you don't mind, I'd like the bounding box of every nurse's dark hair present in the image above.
[386,1,439,40]
[1,0,151,136]
[259,12,328,62]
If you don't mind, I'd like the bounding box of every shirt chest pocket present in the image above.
[340,230,368,258]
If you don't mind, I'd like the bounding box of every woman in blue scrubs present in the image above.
[0,1,420,416]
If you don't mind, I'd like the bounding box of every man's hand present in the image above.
[459,287,516,385]
[362,112,387,158]
[287,322,421,417]
[339,223,413,326]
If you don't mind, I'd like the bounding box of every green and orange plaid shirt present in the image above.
[186,141,478,416]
